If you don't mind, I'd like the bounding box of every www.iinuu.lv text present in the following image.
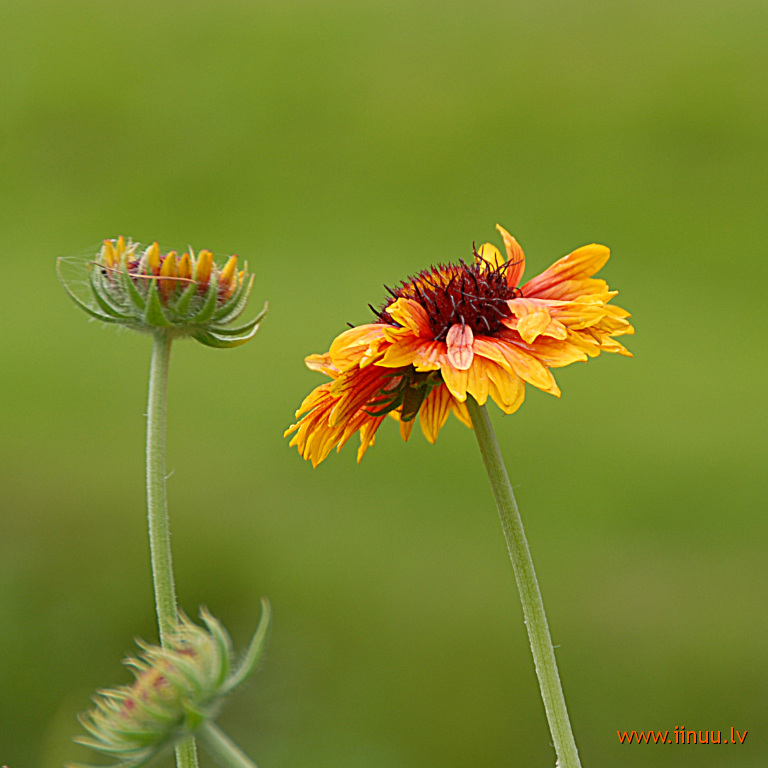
[617,727,748,745]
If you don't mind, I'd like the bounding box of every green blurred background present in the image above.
[1,0,766,765]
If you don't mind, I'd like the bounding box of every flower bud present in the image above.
[71,602,270,768]
[58,238,267,348]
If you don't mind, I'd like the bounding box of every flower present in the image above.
[58,237,266,347]
[72,602,270,768]
[286,226,633,466]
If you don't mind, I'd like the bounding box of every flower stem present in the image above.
[197,722,260,768]
[146,330,178,644]
[465,395,582,768]
[146,330,199,768]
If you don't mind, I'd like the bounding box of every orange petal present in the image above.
[329,324,386,370]
[472,336,516,375]
[394,412,415,442]
[446,323,474,370]
[507,299,553,343]
[385,298,431,334]
[494,341,561,396]
[377,336,423,368]
[523,244,609,297]
[357,416,385,463]
[496,225,525,287]
[305,353,338,377]
[419,385,453,443]
[412,340,444,372]
[451,398,473,428]
[486,362,525,414]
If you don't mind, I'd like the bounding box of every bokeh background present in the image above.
[1,1,766,766]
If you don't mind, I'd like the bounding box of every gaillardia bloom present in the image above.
[58,237,266,347]
[286,226,633,466]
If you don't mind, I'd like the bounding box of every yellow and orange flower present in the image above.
[286,226,633,466]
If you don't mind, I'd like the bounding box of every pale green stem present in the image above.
[146,331,177,644]
[146,330,200,768]
[197,722,260,768]
[465,395,582,768]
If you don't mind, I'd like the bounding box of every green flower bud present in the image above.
[58,237,267,348]
[71,602,270,768]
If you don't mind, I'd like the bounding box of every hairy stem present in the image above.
[466,395,582,768]
[146,330,199,768]
[197,722,260,768]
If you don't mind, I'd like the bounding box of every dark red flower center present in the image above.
[374,252,521,340]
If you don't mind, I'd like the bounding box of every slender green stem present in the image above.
[146,330,200,768]
[465,395,582,768]
[197,722,260,768]
[146,330,178,645]
[175,737,200,768]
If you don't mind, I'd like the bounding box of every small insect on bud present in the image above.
[58,238,267,348]
[72,602,270,768]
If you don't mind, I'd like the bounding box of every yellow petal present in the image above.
[101,240,118,269]
[146,242,161,274]
[195,249,213,285]
[160,251,177,277]
[377,336,423,368]
[440,361,469,401]
[475,242,504,270]
[507,299,554,343]
[178,252,192,281]
[466,356,490,406]
[219,255,238,295]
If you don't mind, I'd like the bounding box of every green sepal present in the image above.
[143,281,173,327]
[72,736,149,756]
[200,609,233,689]
[89,270,133,320]
[191,272,219,324]
[57,258,121,323]
[182,702,207,731]
[120,267,147,312]
[212,274,253,324]
[191,325,259,348]
[400,381,430,422]
[210,302,268,336]
[171,281,197,318]
[222,599,271,694]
